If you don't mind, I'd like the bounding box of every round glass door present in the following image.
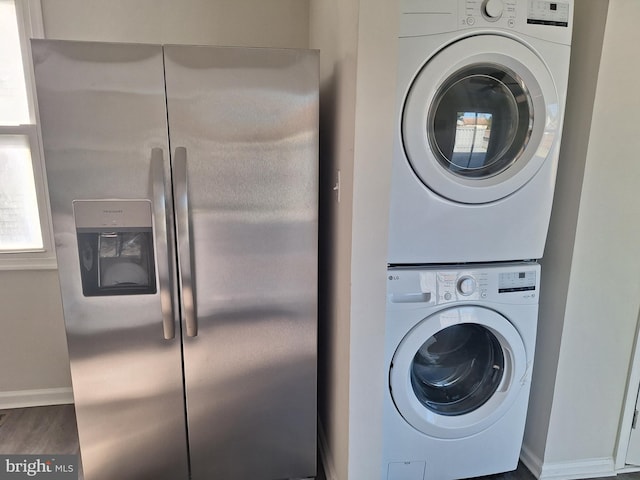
[390,306,527,439]
[429,64,533,179]
[402,35,559,204]
[411,323,505,416]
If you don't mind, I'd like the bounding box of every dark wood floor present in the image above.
[2,405,640,480]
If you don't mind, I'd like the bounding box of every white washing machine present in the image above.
[388,0,573,264]
[383,262,539,480]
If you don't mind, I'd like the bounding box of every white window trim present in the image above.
[1,0,57,270]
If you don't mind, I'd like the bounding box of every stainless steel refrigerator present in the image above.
[31,39,318,480]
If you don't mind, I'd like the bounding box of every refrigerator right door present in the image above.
[163,45,319,479]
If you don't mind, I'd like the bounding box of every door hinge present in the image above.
[633,410,639,429]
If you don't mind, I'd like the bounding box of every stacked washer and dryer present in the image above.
[383,1,573,479]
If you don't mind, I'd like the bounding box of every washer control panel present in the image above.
[435,271,488,302]
[387,263,540,305]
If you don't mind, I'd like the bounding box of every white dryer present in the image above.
[383,262,540,480]
[388,0,573,264]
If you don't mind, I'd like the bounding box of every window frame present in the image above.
[0,0,56,270]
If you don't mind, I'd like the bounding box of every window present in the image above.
[0,0,55,269]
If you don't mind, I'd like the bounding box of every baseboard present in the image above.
[520,444,616,479]
[0,388,74,410]
[318,419,338,480]
[520,443,544,479]
[538,457,615,479]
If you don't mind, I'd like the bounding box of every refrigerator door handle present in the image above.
[174,146,198,337]
[151,148,176,340]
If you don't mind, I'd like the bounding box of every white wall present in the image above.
[523,1,640,477]
[545,0,640,464]
[0,0,311,409]
[309,0,358,476]
[310,0,397,478]
[41,0,309,48]
[0,270,71,407]
[347,1,397,477]
[522,0,608,469]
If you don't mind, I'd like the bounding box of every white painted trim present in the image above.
[0,388,73,410]
[318,419,338,480]
[537,457,615,480]
[23,0,44,38]
[618,465,640,475]
[521,444,617,480]
[0,257,57,271]
[1,0,57,270]
[520,443,544,479]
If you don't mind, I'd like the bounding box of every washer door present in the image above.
[402,35,559,204]
[390,306,527,439]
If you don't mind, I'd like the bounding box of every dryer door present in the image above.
[402,35,558,204]
[390,305,527,439]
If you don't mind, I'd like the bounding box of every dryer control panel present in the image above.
[398,0,572,45]
[462,0,569,28]
[387,262,540,305]
[463,0,518,28]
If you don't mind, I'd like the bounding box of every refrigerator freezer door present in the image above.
[32,40,189,480]
[164,45,319,480]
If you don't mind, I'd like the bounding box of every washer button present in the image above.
[467,16,476,25]
[444,292,452,301]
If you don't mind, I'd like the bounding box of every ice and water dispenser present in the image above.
[73,200,157,296]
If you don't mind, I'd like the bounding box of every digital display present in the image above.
[498,271,537,293]
[527,0,569,27]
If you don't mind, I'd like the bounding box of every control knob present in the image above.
[482,0,504,19]
[457,275,477,296]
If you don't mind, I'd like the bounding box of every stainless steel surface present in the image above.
[173,146,197,338]
[33,39,318,480]
[151,148,176,340]
[164,45,319,479]
[32,40,189,480]
[72,200,154,229]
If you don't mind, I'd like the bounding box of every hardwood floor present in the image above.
[0,405,82,478]
[0,405,79,455]
[2,405,640,480]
